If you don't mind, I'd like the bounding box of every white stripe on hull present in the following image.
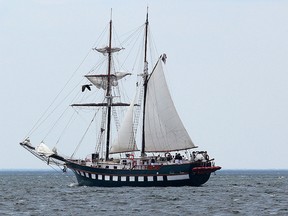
[157,176,164,181]
[76,170,191,182]
[167,174,189,181]
[148,176,153,181]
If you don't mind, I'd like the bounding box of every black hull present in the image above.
[67,162,213,187]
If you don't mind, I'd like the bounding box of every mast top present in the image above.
[146,6,149,23]
[144,7,149,64]
[110,8,112,21]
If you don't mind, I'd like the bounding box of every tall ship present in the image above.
[20,10,221,187]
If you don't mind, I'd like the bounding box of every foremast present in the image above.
[72,12,133,160]
[141,9,149,156]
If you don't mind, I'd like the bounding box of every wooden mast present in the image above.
[105,12,113,161]
[141,8,149,156]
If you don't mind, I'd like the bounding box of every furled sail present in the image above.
[144,60,195,152]
[93,46,123,55]
[35,142,54,157]
[85,72,131,90]
[110,100,138,154]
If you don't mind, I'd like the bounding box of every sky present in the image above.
[1,0,288,170]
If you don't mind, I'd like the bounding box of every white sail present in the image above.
[35,142,54,156]
[110,100,138,154]
[144,60,195,152]
[93,46,123,55]
[85,72,131,90]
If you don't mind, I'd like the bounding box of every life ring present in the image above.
[129,154,134,160]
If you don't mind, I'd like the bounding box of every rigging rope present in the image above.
[71,109,98,158]
[55,111,77,147]
[25,22,110,140]
[26,54,91,139]
[95,106,107,157]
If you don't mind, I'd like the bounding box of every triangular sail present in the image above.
[144,60,195,152]
[110,100,138,154]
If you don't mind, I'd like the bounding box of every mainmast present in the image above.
[105,15,113,161]
[141,9,149,156]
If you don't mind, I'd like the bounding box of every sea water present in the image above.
[0,170,287,215]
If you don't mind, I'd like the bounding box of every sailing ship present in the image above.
[20,11,221,187]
